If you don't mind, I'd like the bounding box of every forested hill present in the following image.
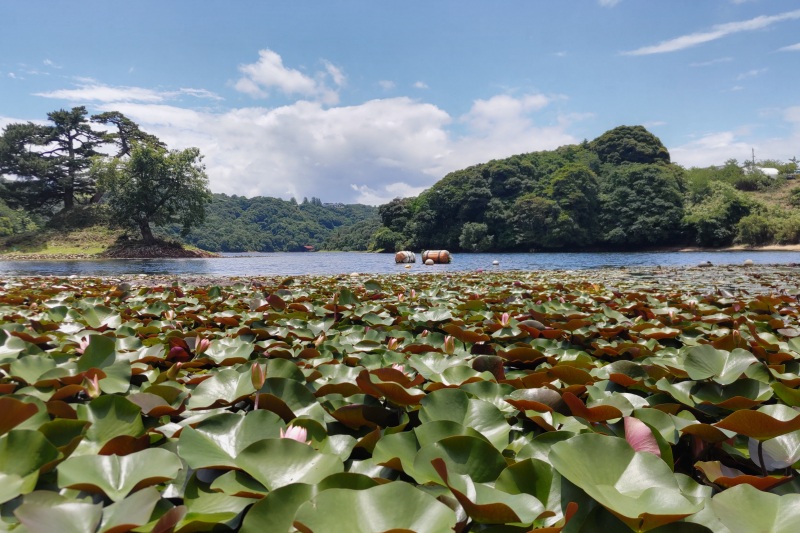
[372,125,800,252]
[169,194,379,252]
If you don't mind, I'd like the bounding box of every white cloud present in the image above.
[737,68,768,80]
[323,61,346,87]
[778,42,800,51]
[690,57,733,67]
[234,49,339,104]
[413,81,428,89]
[379,80,396,90]
[624,9,800,55]
[34,83,223,104]
[36,84,167,103]
[670,131,752,167]
[86,90,579,205]
[671,110,800,167]
[598,0,621,7]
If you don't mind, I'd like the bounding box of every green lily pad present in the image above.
[57,448,182,501]
[14,492,103,533]
[292,482,457,533]
[235,438,344,490]
[178,410,283,469]
[711,484,800,533]
[549,433,704,531]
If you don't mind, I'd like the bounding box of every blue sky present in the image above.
[2,0,800,205]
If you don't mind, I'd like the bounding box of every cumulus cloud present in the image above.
[87,89,579,205]
[234,49,340,104]
[413,81,428,89]
[670,109,800,167]
[27,48,584,205]
[624,9,800,55]
[598,0,621,7]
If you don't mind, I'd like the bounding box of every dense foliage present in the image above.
[95,144,212,243]
[372,126,799,252]
[1,267,800,531]
[0,107,212,245]
[169,194,379,252]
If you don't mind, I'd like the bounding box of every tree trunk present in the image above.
[138,219,155,244]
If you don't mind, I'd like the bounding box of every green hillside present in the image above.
[372,125,800,252]
[167,194,379,252]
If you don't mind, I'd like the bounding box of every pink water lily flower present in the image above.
[391,363,406,373]
[280,424,310,444]
[76,336,90,354]
[195,337,211,354]
[387,337,400,351]
[499,312,510,328]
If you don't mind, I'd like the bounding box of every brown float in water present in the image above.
[422,250,451,264]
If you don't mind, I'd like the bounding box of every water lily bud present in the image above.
[398,293,405,302]
[444,335,455,355]
[500,312,510,327]
[196,338,211,354]
[387,337,399,351]
[165,361,183,381]
[391,363,406,373]
[164,310,175,320]
[280,424,310,444]
[83,374,101,399]
[314,332,326,347]
[251,362,266,390]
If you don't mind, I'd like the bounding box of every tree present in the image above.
[96,143,211,243]
[591,125,670,166]
[546,163,599,246]
[458,222,493,252]
[683,181,753,247]
[599,163,685,247]
[92,111,164,158]
[0,106,106,211]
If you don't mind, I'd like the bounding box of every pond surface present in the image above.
[1,250,798,277]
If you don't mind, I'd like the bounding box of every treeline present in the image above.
[372,125,800,252]
[166,194,379,252]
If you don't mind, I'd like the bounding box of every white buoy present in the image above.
[404,264,412,269]
[425,259,434,265]
[743,259,754,266]
[492,260,500,266]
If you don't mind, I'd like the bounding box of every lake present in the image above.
[1,250,798,277]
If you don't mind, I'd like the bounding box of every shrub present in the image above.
[775,215,800,244]
[735,214,775,246]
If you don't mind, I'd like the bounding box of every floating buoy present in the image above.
[698,261,712,268]
[422,250,451,264]
[743,259,754,266]
[425,259,434,265]
[395,251,416,264]
[404,264,412,269]
[492,260,500,266]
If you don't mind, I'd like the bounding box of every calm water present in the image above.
[0,251,798,277]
